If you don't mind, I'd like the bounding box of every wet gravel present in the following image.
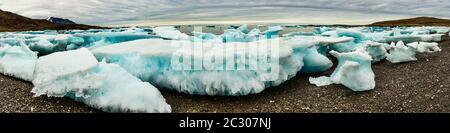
[0,34,448,113]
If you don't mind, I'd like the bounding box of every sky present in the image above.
[1,0,449,26]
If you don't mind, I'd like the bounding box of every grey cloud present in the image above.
[0,0,449,25]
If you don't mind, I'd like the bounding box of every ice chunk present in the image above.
[336,28,365,43]
[153,26,189,40]
[330,41,362,53]
[192,31,217,40]
[363,31,393,43]
[407,42,441,53]
[309,76,333,86]
[386,41,417,63]
[287,36,353,55]
[285,39,333,73]
[264,26,282,39]
[32,48,99,85]
[314,27,332,34]
[385,35,422,44]
[0,37,25,46]
[221,29,251,43]
[32,48,171,113]
[310,48,375,91]
[247,28,261,41]
[72,32,156,49]
[283,32,315,37]
[365,41,388,63]
[93,39,303,96]
[28,35,69,55]
[300,45,333,73]
[0,45,37,81]
[237,24,249,34]
[417,34,443,42]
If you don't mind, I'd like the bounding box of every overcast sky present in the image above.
[1,0,449,26]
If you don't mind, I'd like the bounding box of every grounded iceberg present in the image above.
[92,39,306,96]
[310,48,375,91]
[386,41,418,63]
[153,26,189,40]
[0,45,37,81]
[32,48,171,113]
[407,42,442,53]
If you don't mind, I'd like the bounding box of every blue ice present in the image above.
[32,48,171,113]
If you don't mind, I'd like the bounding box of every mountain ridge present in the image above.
[0,9,103,32]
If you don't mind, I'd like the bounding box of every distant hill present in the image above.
[369,17,450,27]
[0,9,103,32]
[46,17,76,25]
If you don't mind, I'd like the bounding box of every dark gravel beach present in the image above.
[0,33,449,113]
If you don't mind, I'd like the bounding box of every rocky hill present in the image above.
[0,9,102,32]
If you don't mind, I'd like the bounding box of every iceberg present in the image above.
[407,42,442,53]
[153,26,189,40]
[363,31,393,43]
[264,26,283,39]
[220,27,262,43]
[286,36,353,55]
[0,37,25,46]
[28,35,69,55]
[192,31,217,40]
[32,48,171,113]
[336,28,365,43]
[0,45,37,81]
[282,38,333,73]
[283,32,315,37]
[237,24,250,34]
[300,44,333,73]
[365,41,388,63]
[310,48,375,91]
[330,41,362,53]
[386,41,417,63]
[385,35,434,44]
[221,29,251,43]
[417,34,443,42]
[314,27,332,34]
[71,32,157,50]
[93,39,305,96]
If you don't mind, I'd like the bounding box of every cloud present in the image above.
[1,0,449,25]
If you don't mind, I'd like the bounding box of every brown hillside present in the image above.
[0,9,103,32]
[369,17,450,27]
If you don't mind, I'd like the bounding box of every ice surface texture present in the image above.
[0,45,37,81]
[93,39,308,96]
[32,48,171,113]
